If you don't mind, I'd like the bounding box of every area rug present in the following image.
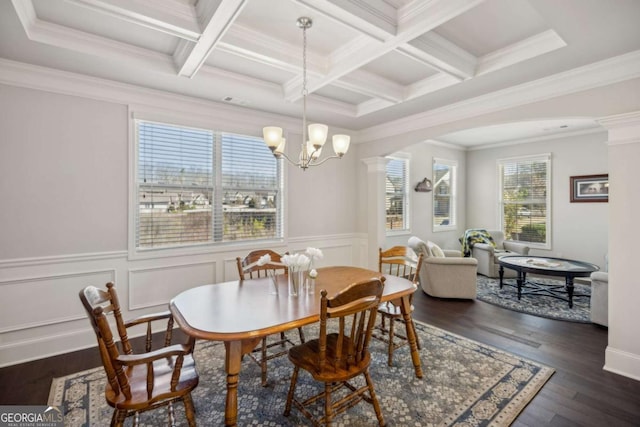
[49,321,553,426]
[477,275,591,323]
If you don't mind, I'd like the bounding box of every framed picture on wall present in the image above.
[570,174,608,203]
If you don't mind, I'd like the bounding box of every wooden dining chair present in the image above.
[374,246,423,366]
[79,282,199,427]
[284,278,386,426]
[236,249,305,387]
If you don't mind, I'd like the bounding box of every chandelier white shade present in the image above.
[263,17,350,170]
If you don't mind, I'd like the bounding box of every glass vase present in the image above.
[268,272,279,295]
[288,270,303,297]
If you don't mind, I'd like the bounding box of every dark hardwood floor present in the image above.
[1,290,639,426]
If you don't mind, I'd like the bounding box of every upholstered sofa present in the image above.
[471,230,530,278]
[590,271,608,326]
[408,236,478,299]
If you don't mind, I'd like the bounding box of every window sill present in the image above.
[128,238,286,261]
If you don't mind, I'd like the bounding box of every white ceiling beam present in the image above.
[400,32,477,80]
[286,0,486,101]
[65,0,201,41]
[476,29,567,76]
[220,25,404,104]
[174,0,247,78]
[292,0,397,42]
[217,24,324,74]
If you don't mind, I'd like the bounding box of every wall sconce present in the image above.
[415,178,432,192]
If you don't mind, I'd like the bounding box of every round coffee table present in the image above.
[497,256,599,308]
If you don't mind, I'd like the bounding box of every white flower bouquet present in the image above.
[281,253,310,296]
[255,253,279,295]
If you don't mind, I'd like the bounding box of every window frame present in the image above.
[432,157,458,232]
[128,113,284,260]
[385,154,411,235]
[497,153,552,250]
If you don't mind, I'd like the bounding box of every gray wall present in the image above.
[466,131,609,269]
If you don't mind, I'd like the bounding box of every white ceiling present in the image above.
[1,0,640,146]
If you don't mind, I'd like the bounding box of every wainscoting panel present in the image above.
[128,261,216,310]
[0,269,115,334]
[0,234,366,367]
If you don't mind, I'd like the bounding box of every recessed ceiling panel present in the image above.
[361,50,437,85]
[434,0,548,57]
[33,0,179,55]
[234,0,358,56]
[206,50,296,85]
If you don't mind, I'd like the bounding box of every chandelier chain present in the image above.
[301,23,308,163]
[262,17,349,170]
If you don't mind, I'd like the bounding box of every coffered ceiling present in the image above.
[1,0,640,144]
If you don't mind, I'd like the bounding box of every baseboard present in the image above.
[604,345,640,381]
[0,328,96,368]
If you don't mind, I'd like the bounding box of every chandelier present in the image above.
[263,17,350,170]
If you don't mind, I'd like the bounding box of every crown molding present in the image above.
[465,126,605,151]
[421,139,466,151]
[356,49,640,143]
[597,111,640,129]
[0,58,306,130]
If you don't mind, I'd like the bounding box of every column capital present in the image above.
[598,111,640,146]
[361,156,390,173]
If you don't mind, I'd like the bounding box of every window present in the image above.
[385,157,409,232]
[498,154,550,248]
[433,158,457,230]
[135,120,282,251]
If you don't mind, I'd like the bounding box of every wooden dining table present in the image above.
[169,265,423,426]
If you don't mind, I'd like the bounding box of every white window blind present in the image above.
[433,158,457,230]
[220,133,281,242]
[137,121,214,249]
[498,154,551,247]
[386,157,409,231]
[135,120,282,251]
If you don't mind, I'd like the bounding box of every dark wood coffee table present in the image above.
[498,256,599,308]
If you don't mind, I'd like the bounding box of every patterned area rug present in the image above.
[49,321,553,426]
[477,275,591,323]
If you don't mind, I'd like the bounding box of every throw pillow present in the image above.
[428,241,445,258]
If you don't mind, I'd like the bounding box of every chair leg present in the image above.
[411,320,421,350]
[325,382,333,427]
[298,327,305,344]
[387,316,395,367]
[261,338,268,387]
[364,371,385,426]
[111,409,127,427]
[280,332,287,347]
[168,402,176,427]
[284,366,299,416]
[184,393,197,427]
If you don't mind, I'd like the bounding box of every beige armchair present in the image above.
[408,236,478,299]
[472,230,530,278]
[590,271,608,326]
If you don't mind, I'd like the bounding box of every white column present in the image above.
[362,157,390,270]
[597,111,640,381]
